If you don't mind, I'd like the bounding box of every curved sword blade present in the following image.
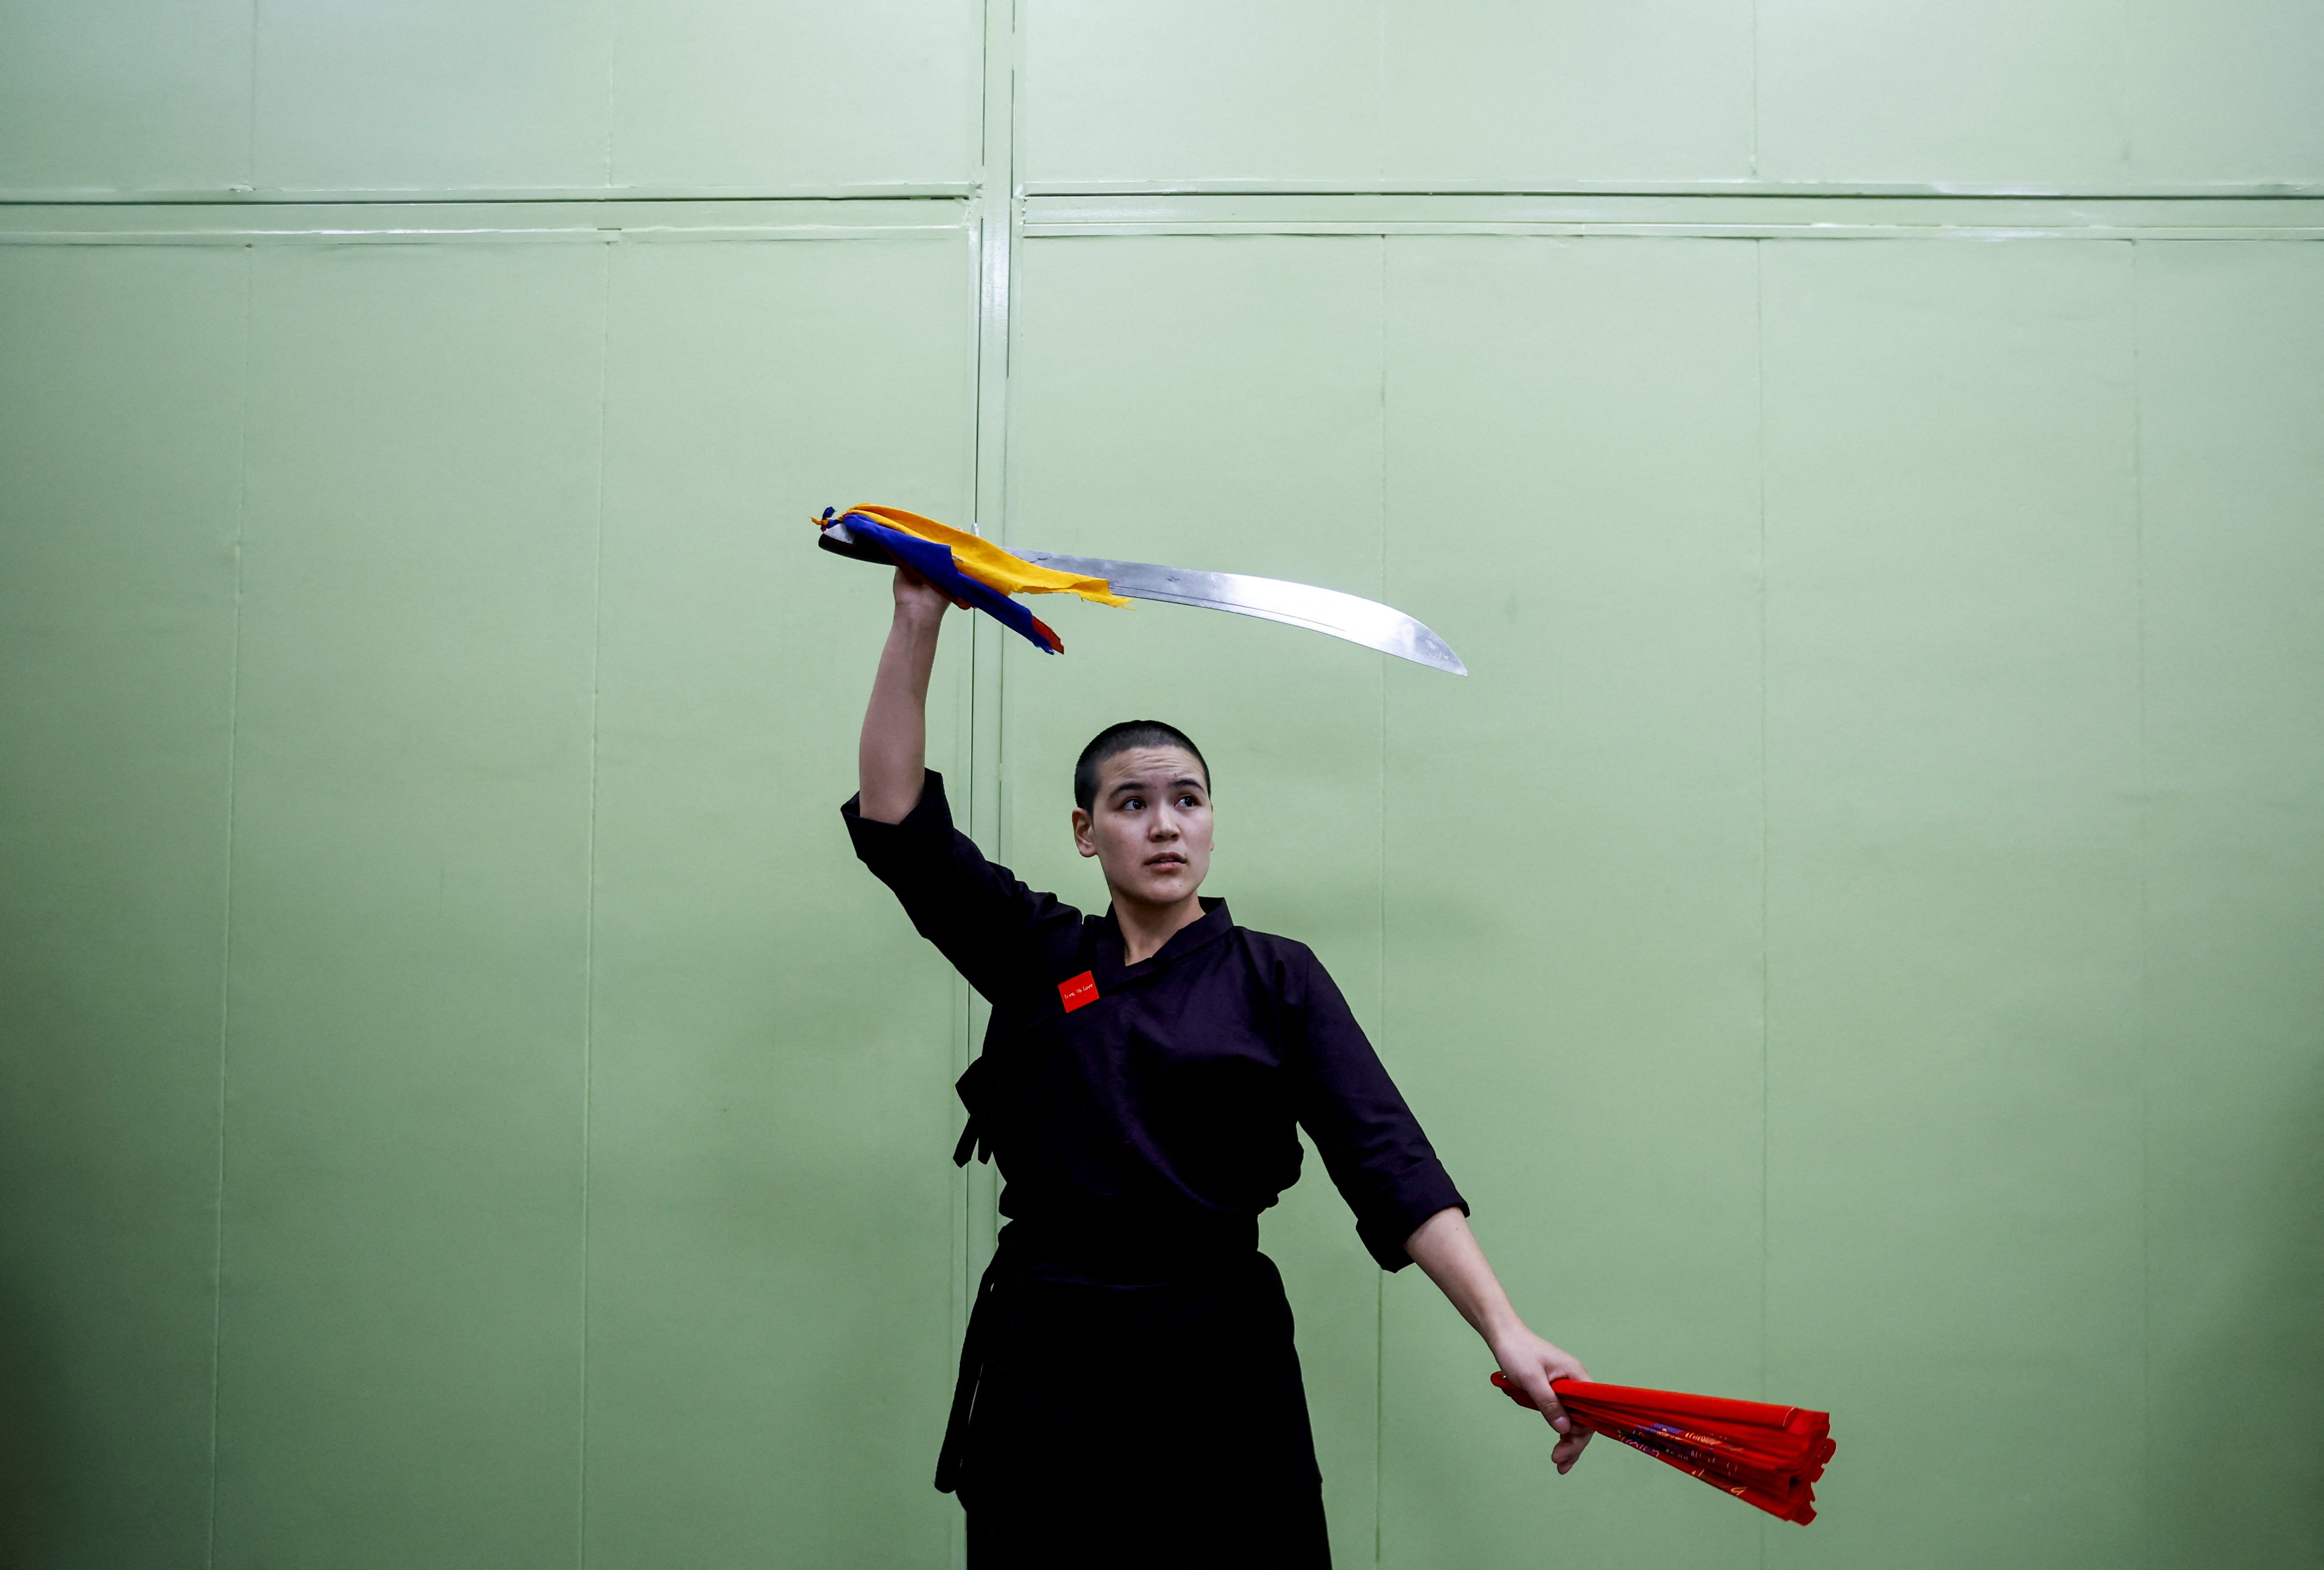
[1018,550,1466,676]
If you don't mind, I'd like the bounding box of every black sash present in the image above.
[935,1251,1004,1494]
[934,1218,1271,1496]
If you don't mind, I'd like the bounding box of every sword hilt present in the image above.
[814,514,895,566]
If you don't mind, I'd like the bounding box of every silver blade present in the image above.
[1018,550,1466,675]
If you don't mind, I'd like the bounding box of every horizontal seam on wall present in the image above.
[0,227,974,244]
[6,181,2322,207]
[7,191,2319,243]
[0,198,978,243]
[1020,225,2324,241]
[1021,193,2324,240]
[1017,181,2324,199]
[0,184,981,205]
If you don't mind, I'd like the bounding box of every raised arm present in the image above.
[858,569,952,824]
[844,568,1085,1001]
[1405,1207,1594,1474]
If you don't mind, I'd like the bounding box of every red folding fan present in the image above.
[1490,1374,1835,1524]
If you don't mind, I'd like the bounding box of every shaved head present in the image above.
[1073,721,1209,812]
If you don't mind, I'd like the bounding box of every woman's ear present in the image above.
[1071,807,1097,858]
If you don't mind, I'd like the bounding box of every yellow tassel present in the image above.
[842,505,1132,608]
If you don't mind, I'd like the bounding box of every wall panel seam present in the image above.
[2127,237,2154,1569]
[239,0,259,192]
[1751,233,1771,1570]
[0,186,981,205]
[202,237,256,1570]
[7,184,2322,205]
[599,0,617,190]
[1373,231,1388,1570]
[8,198,2318,246]
[1018,224,2324,243]
[1018,183,2324,200]
[575,241,612,1570]
[954,0,1022,1559]
[1019,227,2324,243]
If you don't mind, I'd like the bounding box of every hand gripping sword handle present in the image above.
[815,519,895,566]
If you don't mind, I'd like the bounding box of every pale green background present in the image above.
[0,2,2317,1567]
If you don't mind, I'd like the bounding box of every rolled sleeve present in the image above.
[842,769,1080,1004]
[842,768,959,872]
[1350,1160,1469,1274]
[1275,942,1470,1271]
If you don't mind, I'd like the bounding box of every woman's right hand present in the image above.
[892,565,951,622]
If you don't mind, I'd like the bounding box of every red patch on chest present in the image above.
[1058,971,1099,1012]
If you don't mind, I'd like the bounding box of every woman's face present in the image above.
[1071,745,1214,912]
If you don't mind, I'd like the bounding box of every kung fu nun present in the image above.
[844,566,1593,1567]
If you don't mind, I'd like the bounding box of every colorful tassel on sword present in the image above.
[815,505,1127,654]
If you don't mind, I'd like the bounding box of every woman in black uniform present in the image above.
[846,569,1591,1567]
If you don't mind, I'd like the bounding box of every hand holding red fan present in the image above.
[1491,1374,1835,1524]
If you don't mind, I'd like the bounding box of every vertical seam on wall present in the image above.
[576,239,612,1570]
[955,1,1020,1562]
[1373,232,1389,1570]
[242,0,261,189]
[1372,1275,1384,1569]
[960,210,991,1570]
[1751,238,1773,1570]
[600,0,619,188]
[203,240,255,1570]
[1374,0,1388,190]
[2127,237,2152,1564]
[1007,0,1025,206]
[1747,0,1761,178]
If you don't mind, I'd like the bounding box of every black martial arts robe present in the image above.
[845,771,1467,1569]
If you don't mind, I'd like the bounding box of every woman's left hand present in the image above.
[1488,1330,1594,1474]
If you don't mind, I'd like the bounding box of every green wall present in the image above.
[1,3,2318,1567]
